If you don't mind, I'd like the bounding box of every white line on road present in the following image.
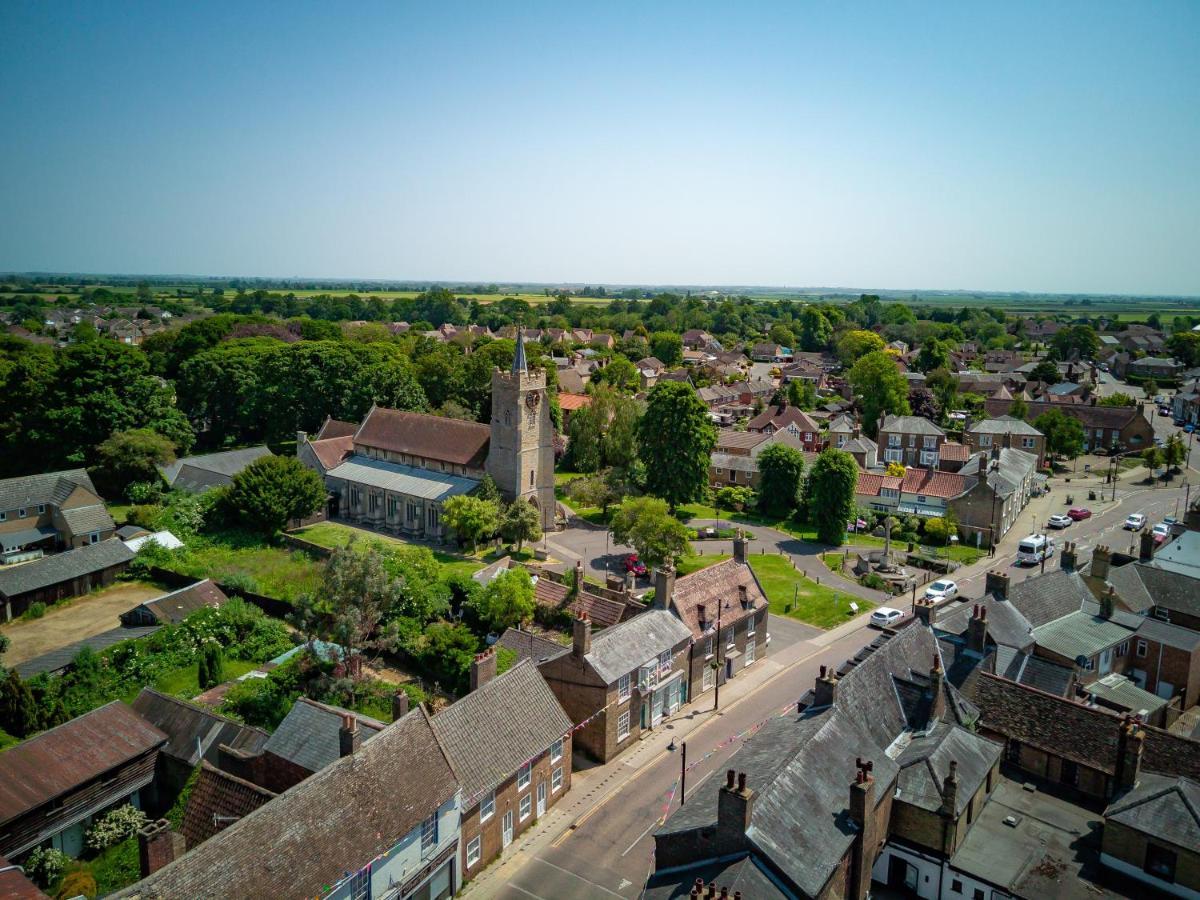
[505,884,550,900]
[620,820,658,857]
[529,857,632,898]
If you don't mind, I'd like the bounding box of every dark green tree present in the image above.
[649,332,684,367]
[91,428,176,499]
[1033,409,1085,460]
[500,498,542,551]
[756,443,806,518]
[223,455,327,536]
[637,382,716,511]
[848,351,910,437]
[806,449,859,545]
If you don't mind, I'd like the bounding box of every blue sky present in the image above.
[1,1,1197,294]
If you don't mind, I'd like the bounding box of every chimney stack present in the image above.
[1061,540,1077,571]
[984,570,1010,600]
[940,760,960,853]
[1139,531,1155,562]
[392,690,410,721]
[848,759,877,900]
[717,770,754,844]
[928,654,946,720]
[1114,716,1145,795]
[967,604,988,654]
[913,595,934,627]
[470,648,498,691]
[572,614,592,658]
[138,819,184,878]
[654,566,676,611]
[1091,544,1112,581]
[296,430,308,448]
[1099,585,1116,620]
[733,529,749,564]
[574,559,585,589]
[814,665,839,708]
[339,713,360,757]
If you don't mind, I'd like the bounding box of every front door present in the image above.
[887,855,917,892]
[501,811,514,848]
[1099,647,1114,674]
[651,689,664,726]
[537,781,547,817]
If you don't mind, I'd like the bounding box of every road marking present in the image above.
[528,857,631,897]
[620,820,658,857]
[506,884,550,900]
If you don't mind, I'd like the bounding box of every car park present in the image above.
[924,580,958,603]
[870,607,904,628]
[1047,514,1073,529]
[1124,513,1147,530]
[1067,507,1092,520]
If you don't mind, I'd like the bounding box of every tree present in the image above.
[837,329,886,365]
[915,339,949,373]
[1167,331,1200,368]
[756,444,806,518]
[848,351,910,437]
[768,323,796,348]
[1142,447,1166,480]
[649,332,683,367]
[1033,409,1085,460]
[91,428,175,499]
[714,485,755,513]
[1008,393,1029,420]
[1165,433,1188,471]
[806,449,859,545]
[1050,324,1100,361]
[468,567,536,632]
[1142,377,1159,399]
[198,643,224,689]
[609,496,692,569]
[787,378,817,410]
[907,387,939,421]
[592,355,638,393]
[1028,360,1060,384]
[223,455,326,536]
[637,382,716,511]
[798,307,833,351]
[1098,392,1137,407]
[926,367,957,415]
[442,495,501,552]
[501,498,542,551]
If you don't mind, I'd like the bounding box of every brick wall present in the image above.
[1132,640,1200,711]
[1102,820,1200,893]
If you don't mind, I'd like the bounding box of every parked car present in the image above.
[1159,407,1173,417]
[924,580,959,603]
[624,554,647,576]
[870,607,904,628]
[1067,507,1092,521]
[1047,514,1073,529]
[1152,523,1171,544]
[1124,513,1147,530]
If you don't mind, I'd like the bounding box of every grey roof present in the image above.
[958,447,1036,497]
[643,854,789,900]
[828,413,856,433]
[710,452,757,473]
[968,415,1043,437]
[262,698,386,774]
[1136,615,1200,651]
[326,454,479,502]
[115,524,150,540]
[935,595,1033,651]
[58,503,115,536]
[894,722,1002,814]
[1032,610,1134,661]
[15,625,162,677]
[1109,560,1200,617]
[495,627,569,665]
[432,660,571,803]
[881,414,945,436]
[1007,569,1093,628]
[1084,673,1167,715]
[0,525,56,552]
[158,446,272,491]
[1105,773,1200,850]
[1147,528,1200,579]
[132,688,268,767]
[1003,651,1075,696]
[585,609,692,684]
[0,538,134,598]
[0,468,99,510]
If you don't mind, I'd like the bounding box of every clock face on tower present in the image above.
[525,391,541,410]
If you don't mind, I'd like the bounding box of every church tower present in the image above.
[486,331,557,531]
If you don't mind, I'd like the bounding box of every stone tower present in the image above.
[486,331,557,530]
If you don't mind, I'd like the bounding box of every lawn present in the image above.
[160,531,325,603]
[748,554,873,629]
[292,521,485,579]
[675,553,730,577]
[105,503,135,525]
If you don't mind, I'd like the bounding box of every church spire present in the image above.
[512,327,528,374]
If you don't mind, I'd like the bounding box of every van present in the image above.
[1017,533,1055,565]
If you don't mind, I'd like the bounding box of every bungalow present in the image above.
[119,580,229,627]
[749,342,787,362]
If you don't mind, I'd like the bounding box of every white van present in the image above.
[1017,533,1055,565]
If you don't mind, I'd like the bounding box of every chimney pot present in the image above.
[737,772,747,792]
[339,713,360,757]
[470,646,498,691]
[138,819,184,878]
[726,769,736,789]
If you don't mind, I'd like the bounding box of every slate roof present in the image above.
[0,526,57,552]
[1007,568,1093,628]
[262,698,387,774]
[1105,773,1200,850]
[326,455,479,503]
[59,503,116,537]
[1001,650,1075,696]
[643,855,789,900]
[1032,610,1133,661]
[1109,554,1200,619]
[180,762,277,849]
[1148,528,1200,580]
[131,689,268,768]
[1136,615,1200,651]
[15,625,162,677]
[894,722,1002,814]
[496,627,569,665]
[881,414,946,436]
[159,447,272,492]
[585,609,692,684]
[0,538,134,598]
[353,405,491,467]
[0,701,166,826]
[0,468,99,511]
[968,416,1043,437]
[934,594,1034,651]
[431,660,572,804]
[116,707,460,900]
[120,579,229,626]
[670,558,767,638]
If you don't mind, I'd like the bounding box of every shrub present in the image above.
[85,805,149,852]
[126,480,164,504]
[126,504,164,530]
[221,571,260,596]
[24,847,68,888]
[22,602,46,620]
[860,572,888,591]
[55,870,97,900]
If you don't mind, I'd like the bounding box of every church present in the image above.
[297,334,557,541]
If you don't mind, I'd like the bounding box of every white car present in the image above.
[1047,514,1073,529]
[1152,523,1171,544]
[870,607,904,628]
[924,580,959,603]
[1124,513,1147,530]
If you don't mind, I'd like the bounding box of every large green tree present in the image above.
[1033,409,1086,460]
[609,496,692,570]
[500,498,542,551]
[848,351,910,437]
[756,443,806,518]
[649,332,684,367]
[798,307,833,351]
[91,428,176,499]
[223,455,327,536]
[807,449,859,545]
[637,382,716,511]
[836,329,886,365]
[468,567,536,632]
[1050,324,1100,361]
[442,495,501,551]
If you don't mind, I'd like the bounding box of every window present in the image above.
[17,508,25,518]
[1144,843,1177,882]
[659,650,671,674]
[746,618,756,637]
[885,449,902,463]
[519,793,532,822]
[702,636,713,658]
[420,812,438,854]
[406,501,417,521]
[550,738,563,763]
[745,637,756,666]
[480,791,495,822]
[89,532,99,543]
[1082,656,1095,671]
[920,450,938,465]
[552,766,563,793]
[888,435,901,448]
[917,495,927,504]
[349,868,370,900]
[1116,640,1129,656]
[979,435,992,447]
[517,762,531,791]
[427,506,439,529]
[617,710,631,742]
[1135,639,1148,657]
[881,487,899,499]
[530,470,535,488]
[37,504,45,514]
[618,673,631,701]
[951,879,963,893]
[804,432,812,442]
[0,511,5,522]
[726,628,735,650]
[466,835,482,868]
[973,890,985,900]
[923,436,937,449]
[1022,437,1036,449]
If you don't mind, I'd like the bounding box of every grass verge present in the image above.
[748,554,873,629]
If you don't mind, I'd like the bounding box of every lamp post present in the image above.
[987,460,1000,557]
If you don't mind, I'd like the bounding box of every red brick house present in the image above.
[746,404,824,452]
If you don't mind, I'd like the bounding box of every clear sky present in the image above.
[1,1,1197,294]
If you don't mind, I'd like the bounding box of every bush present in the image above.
[24,847,68,888]
[55,870,97,900]
[860,572,888,591]
[221,571,260,596]
[85,805,149,852]
[126,480,164,504]
[22,601,46,620]
[126,504,164,530]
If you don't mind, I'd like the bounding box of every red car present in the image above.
[624,554,647,576]
[1067,508,1092,521]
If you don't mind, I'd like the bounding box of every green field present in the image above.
[291,521,484,579]
[160,533,326,602]
[747,554,872,628]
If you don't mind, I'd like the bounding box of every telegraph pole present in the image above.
[680,742,687,804]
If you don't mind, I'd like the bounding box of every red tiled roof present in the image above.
[0,856,47,899]
[855,473,902,497]
[901,468,967,499]
[533,577,624,628]
[308,435,353,470]
[558,392,592,411]
[181,762,277,849]
[939,442,971,462]
[746,405,821,434]
[316,418,357,440]
[354,406,490,467]
[671,558,767,637]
